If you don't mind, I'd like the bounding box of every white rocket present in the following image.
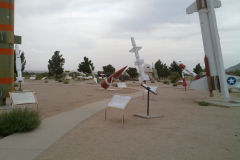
[186,0,229,99]
[15,44,23,83]
[129,37,147,83]
[89,65,98,84]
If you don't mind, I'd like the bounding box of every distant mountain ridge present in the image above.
[226,63,240,72]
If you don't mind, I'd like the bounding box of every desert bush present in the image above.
[35,74,43,80]
[198,101,209,106]
[0,108,40,136]
[228,88,232,93]
[119,74,130,81]
[163,80,169,85]
[169,72,181,83]
[63,79,69,84]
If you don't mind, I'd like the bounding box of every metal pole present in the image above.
[147,90,150,116]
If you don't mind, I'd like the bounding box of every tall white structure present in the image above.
[15,44,23,82]
[186,0,229,99]
[129,37,147,83]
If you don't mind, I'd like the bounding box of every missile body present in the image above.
[0,0,14,105]
[129,37,146,83]
[186,0,229,99]
[101,66,127,89]
[15,44,23,82]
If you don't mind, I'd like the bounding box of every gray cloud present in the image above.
[13,0,239,71]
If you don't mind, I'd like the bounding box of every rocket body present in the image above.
[0,0,14,105]
[186,0,229,99]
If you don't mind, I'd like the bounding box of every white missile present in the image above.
[15,44,23,82]
[89,65,97,84]
[186,0,229,99]
[129,37,147,83]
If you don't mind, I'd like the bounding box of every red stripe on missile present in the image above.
[0,48,14,55]
[0,2,14,10]
[0,78,14,84]
[0,24,14,32]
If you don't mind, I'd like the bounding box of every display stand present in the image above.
[134,84,163,119]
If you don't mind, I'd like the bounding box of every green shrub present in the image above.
[0,108,40,136]
[228,88,232,93]
[198,101,209,106]
[173,83,177,87]
[14,83,19,87]
[35,74,43,80]
[169,72,181,83]
[57,79,63,82]
[63,79,69,84]
[163,80,169,85]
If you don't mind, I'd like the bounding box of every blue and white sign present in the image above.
[227,76,236,85]
[226,75,240,88]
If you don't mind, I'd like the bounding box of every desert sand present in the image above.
[22,79,138,119]
[28,80,238,160]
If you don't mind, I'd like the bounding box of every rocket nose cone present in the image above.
[112,66,127,78]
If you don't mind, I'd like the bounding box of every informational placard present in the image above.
[108,95,131,109]
[14,35,22,44]
[9,91,38,109]
[144,85,157,94]
[117,83,127,88]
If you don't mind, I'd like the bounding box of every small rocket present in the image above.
[186,0,229,98]
[89,65,97,84]
[101,66,127,89]
[129,37,147,83]
[176,61,200,90]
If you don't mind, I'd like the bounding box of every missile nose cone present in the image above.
[100,66,127,89]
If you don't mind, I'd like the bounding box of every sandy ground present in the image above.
[35,83,239,160]
[22,79,138,119]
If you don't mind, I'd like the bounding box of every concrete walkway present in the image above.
[0,91,142,160]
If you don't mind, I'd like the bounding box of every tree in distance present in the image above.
[126,67,138,79]
[78,57,94,74]
[103,64,115,77]
[155,59,170,79]
[14,51,26,79]
[193,63,203,75]
[48,51,65,80]
[169,61,182,77]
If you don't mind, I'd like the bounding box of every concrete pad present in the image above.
[196,98,240,107]
[0,91,142,160]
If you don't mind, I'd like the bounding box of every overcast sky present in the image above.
[15,0,239,72]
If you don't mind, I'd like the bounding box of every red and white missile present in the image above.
[186,0,229,99]
[176,61,200,80]
[101,66,127,89]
